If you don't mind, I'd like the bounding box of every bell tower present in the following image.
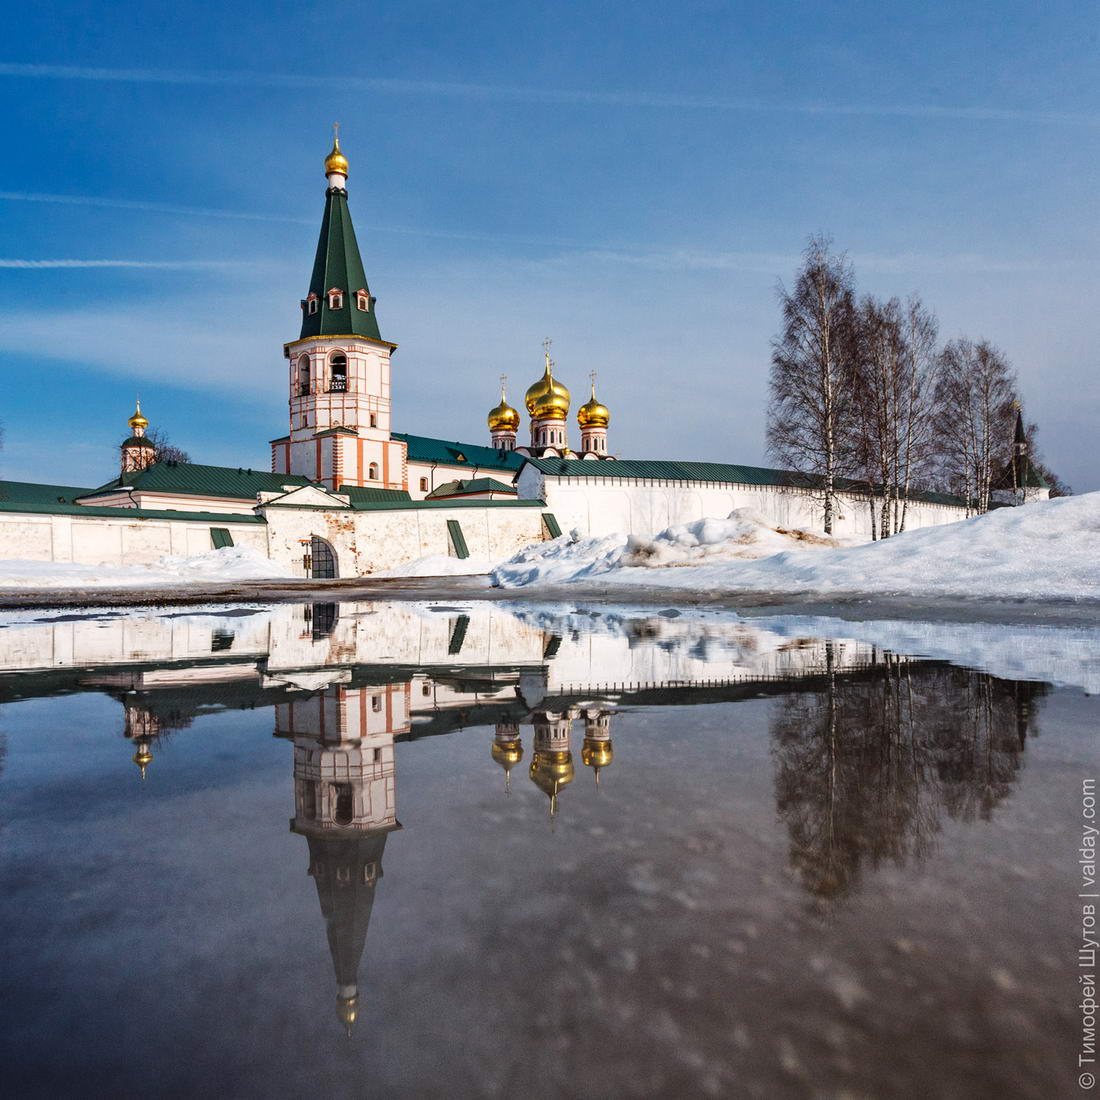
[272,128,408,491]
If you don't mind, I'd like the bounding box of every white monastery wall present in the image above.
[0,511,266,567]
[515,467,968,540]
[261,504,546,577]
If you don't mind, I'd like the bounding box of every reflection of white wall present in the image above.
[0,601,881,695]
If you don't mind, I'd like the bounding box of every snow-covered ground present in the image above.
[493,493,1100,602]
[0,546,293,589]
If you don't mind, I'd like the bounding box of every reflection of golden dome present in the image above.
[325,135,349,178]
[578,382,610,429]
[487,387,520,432]
[128,400,148,431]
[336,994,358,1038]
[529,750,575,814]
[582,738,613,770]
[491,738,523,769]
[525,353,570,416]
[132,744,153,780]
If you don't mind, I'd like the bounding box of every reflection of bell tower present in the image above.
[528,710,576,816]
[279,684,406,1036]
[581,709,614,786]
[490,722,523,791]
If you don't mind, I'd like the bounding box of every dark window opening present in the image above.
[329,353,347,392]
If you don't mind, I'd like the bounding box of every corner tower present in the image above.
[272,130,407,490]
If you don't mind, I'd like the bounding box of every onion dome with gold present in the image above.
[491,729,524,791]
[128,400,149,433]
[582,737,613,785]
[525,350,570,416]
[578,381,610,429]
[324,133,349,178]
[529,750,575,816]
[132,741,153,780]
[487,385,521,432]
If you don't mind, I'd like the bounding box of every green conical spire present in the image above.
[299,141,382,342]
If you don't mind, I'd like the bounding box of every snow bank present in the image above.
[375,553,494,578]
[493,508,843,588]
[0,546,293,589]
[493,493,1100,603]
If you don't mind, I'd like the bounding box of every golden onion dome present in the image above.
[582,738,613,771]
[487,386,521,432]
[525,352,570,415]
[128,400,148,431]
[491,738,523,770]
[324,133,349,178]
[132,744,153,780]
[533,386,569,420]
[529,751,575,814]
[578,382,610,429]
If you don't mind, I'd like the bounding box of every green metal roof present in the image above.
[392,432,524,473]
[521,457,968,507]
[0,480,265,523]
[346,497,545,513]
[426,477,516,499]
[81,462,316,502]
[338,485,413,505]
[298,187,381,341]
[122,435,155,449]
[0,479,96,507]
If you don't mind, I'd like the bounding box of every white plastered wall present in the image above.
[261,503,547,576]
[515,466,969,540]
[0,511,267,566]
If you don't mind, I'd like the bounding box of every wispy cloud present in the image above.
[0,61,1094,126]
[0,191,310,225]
[0,258,237,269]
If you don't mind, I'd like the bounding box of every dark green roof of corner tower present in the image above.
[299,186,382,341]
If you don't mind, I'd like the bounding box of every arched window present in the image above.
[328,287,344,310]
[307,294,319,315]
[419,477,428,492]
[356,290,370,312]
[333,783,353,826]
[309,535,337,579]
[371,695,382,712]
[329,353,347,392]
[369,413,377,428]
[368,462,379,481]
[297,356,311,396]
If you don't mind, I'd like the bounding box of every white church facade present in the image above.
[0,134,1029,579]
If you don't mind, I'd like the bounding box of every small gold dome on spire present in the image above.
[324,124,349,178]
[488,381,520,432]
[578,376,610,429]
[128,400,148,432]
[336,993,358,1038]
[132,744,153,780]
[525,340,570,416]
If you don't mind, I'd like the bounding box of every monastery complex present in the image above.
[0,135,1044,578]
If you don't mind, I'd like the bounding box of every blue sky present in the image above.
[1,1,1097,490]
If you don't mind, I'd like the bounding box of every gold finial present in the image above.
[336,993,358,1038]
[128,398,149,433]
[324,123,349,179]
[132,743,153,780]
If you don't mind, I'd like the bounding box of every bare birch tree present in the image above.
[848,295,940,537]
[767,235,856,534]
[934,339,1017,514]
